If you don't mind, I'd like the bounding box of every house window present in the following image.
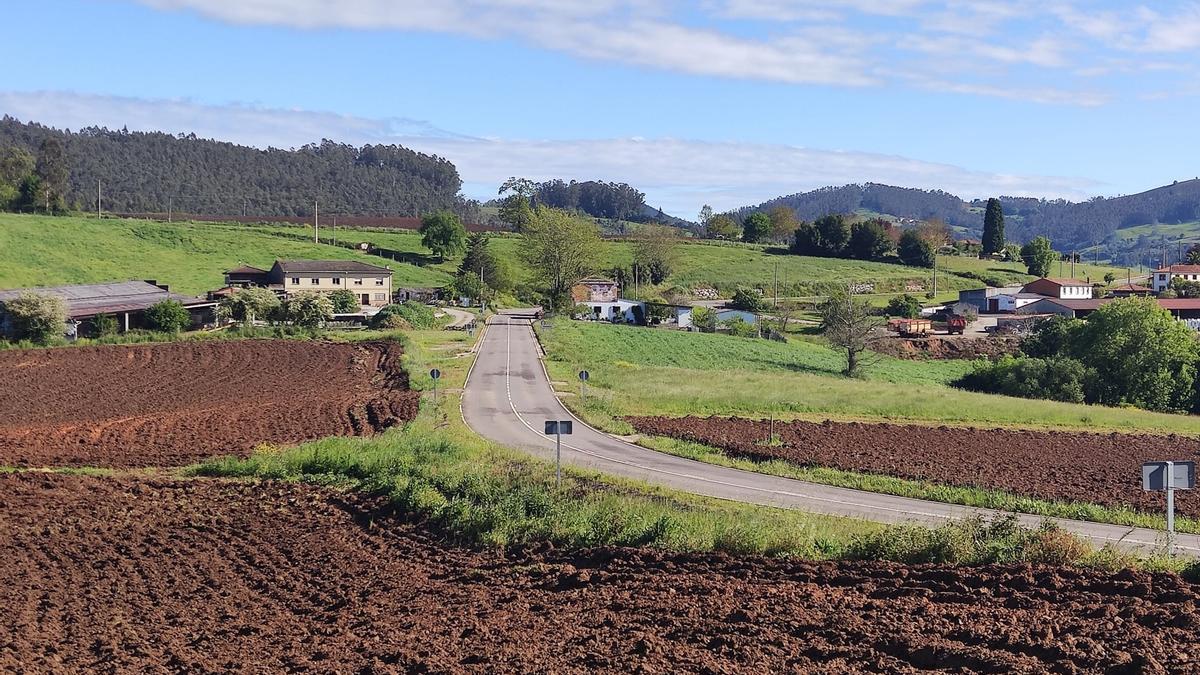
[353,278,363,285]
[310,277,320,284]
[332,277,341,285]
[292,277,300,284]
[375,278,385,286]
[374,293,386,302]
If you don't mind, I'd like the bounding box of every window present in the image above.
[332,277,341,285]
[353,278,363,285]
[292,277,300,284]
[374,293,386,301]
[311,277,320,284]
[375,278,385,286]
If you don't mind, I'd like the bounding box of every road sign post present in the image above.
[544,420,573,488]
[578,370,589,403]
[1143,460,1195,556]
[430,368,441,407]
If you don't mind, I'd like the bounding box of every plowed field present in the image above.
[3,473,1198,673]
[0,339,419,468]
[629,416,1200,518]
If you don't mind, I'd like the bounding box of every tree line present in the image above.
[0,116,478,220]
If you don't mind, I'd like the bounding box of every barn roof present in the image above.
[0,280,213,319]
[275,260,392,274]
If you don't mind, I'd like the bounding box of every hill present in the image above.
[734,180,1200,253]
[0,116,475,219]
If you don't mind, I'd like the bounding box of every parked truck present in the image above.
[886,318,932,337]
[945,315,968,335]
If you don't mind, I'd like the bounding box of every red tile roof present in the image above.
[1154,265,1200,274]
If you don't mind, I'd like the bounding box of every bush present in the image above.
[283,291,334,328]
[329,289,360,313]
[2,292,66,343]
[218,287,281,325]
[370,307,412,330]
[691,306,717,333]
[730,287,763,312]
[845,515,1088,566]
[370,302,437,330]
[91,312,119,338]
[144,300,191,333]
[722,316,758,337]
[953,355,1090,403]
[884,294,921,319]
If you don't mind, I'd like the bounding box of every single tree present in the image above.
[145,300,191,333]
[820,287,882,377]
[520,208,601,311]
[632,224,680,285]
[497,177,537,232]
[1020,236,1056,277]
[813,214,850,256]
[1103,272,1116,285]
[766,206,800,243]
[698,204,714,230]
[329,288,361,313]
[848,220,893,260]
[34,138,69,213]
[283,291,334,328]
[885,294,922,319]
[790,222,821,255]
[982,198,1005,255]
[914,218,952,249]
[420,210,467,260]
[219,287,281,325]
[0,147,34,209]
[705,214,741,240]
[742,212,771,243]
[730,287,763,312]
[691,306,717,333]
[898,230,935,268]
[457,232,512,301]
[1,292,66,343]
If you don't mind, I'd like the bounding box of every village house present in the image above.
[0,280,216,338]
[1020,278,1093,300]
[571,276,645,323]
[1152,265,1200,293]
[1110,282,1154,298]
[223,260,394,308]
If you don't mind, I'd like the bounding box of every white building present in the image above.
[1152,265,1200,293]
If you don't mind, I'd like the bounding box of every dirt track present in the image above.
[628,416,1200,518]
[0,339,419,468]
[3,473,1198,674]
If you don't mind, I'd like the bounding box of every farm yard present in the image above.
[3,471,1200,674]
[0,339,418,468]
[629,416,1200,518]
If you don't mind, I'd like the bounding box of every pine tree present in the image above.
[982,198,1005,255]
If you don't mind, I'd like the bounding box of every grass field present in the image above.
[539,320,1200,435]
[0,214,452,294]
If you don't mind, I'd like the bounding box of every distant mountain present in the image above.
[0,115,476,219]
[734,180,1200,252]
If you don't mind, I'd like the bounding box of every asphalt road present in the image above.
[461,312,1200,555]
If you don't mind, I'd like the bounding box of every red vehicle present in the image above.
[946,315,968,335]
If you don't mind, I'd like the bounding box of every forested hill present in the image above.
[0,116,475,218]
[735,181,1200,250]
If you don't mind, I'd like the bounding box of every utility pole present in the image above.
[314,200,319,244]
[242,197,247,217]
[332,215,337,247]
[96,179,101,220]
[774,262,779,308]
[168,195,173,223]
[1071,250,1075,278]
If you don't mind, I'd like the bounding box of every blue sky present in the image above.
[4,0,1200,215]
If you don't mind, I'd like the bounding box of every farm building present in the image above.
[579,299,645,323]
[1152,265,1200,293]
[223,260,394,308]
[395,287,441,303]
[995,293,1046,313]
[957,286,1023,313]
[716,309,758,325]
[1110,282,1154,298]
[1021,278,1093,299]
[0,280,216,338]
[571,277,620,304]
[1016,298,1108,318]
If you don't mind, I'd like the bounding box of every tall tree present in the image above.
[0,146,34,209]
[419,210,467,260]
[1020,235,1056,277]
[813,214,850,256]
[820,287,882,377]
[742,212,771,243]
[898,230,935,268]
[34,137,68,213]
[632,224,679,285]
[520,208,601,311]
[766,205,799,243]
[982,198,1005,255]
[706,214,741,240]
[847,220,893,260]
[698,204,714,230]
[457,233,511,296]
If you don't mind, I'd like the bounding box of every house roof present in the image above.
[575,277,617,285]
[275,260,392,275]
[1155,265,1200,274]
[1024,277,1091,289]
[0,280,213,319]
[225,265,267,275]
[1111,283,1152,292]
[1156,299,1200,310]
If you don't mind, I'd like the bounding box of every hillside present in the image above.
[0,116,475,219]
[735,180,1200,253]
[0,214,451,294]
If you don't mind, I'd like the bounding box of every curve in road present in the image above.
[462,314,1196,555]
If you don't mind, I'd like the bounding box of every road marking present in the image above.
[475,316,1187,553]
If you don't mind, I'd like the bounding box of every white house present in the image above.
[580,299,645,323]
[996,293,1046,313]
[1021,278,1093,300]
[1152,265,1200,293]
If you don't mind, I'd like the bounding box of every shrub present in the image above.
[952,355,1090,403]
[283,291,334,328]
[2,292,66,343]
[144,300,191,333]
[329,289,360,313]
[691,306,717,333]
[92,312,119,337]
[370,302,437,330]
[219,287,281,325]
[730,287,763,312]
[370,307,412,330]
[723,316,758,338]
[884,294,921,319]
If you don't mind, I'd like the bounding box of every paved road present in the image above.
[441,307,476,330]
[462,313,1198,555]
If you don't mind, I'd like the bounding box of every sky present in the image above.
[4,0,1200,216]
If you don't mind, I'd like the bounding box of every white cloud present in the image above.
[0,91,1102,214]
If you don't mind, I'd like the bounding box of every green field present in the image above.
[0,214,452,294]
[539,320,1200,435]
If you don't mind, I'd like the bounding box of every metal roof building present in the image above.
[0,280,217,336]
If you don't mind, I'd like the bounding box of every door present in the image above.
[361,294,370,305]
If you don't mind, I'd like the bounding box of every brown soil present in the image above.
[4,473,1199,674]
[628,415,1200,518]
[870,336,1023,360]
[0,339,419,468]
